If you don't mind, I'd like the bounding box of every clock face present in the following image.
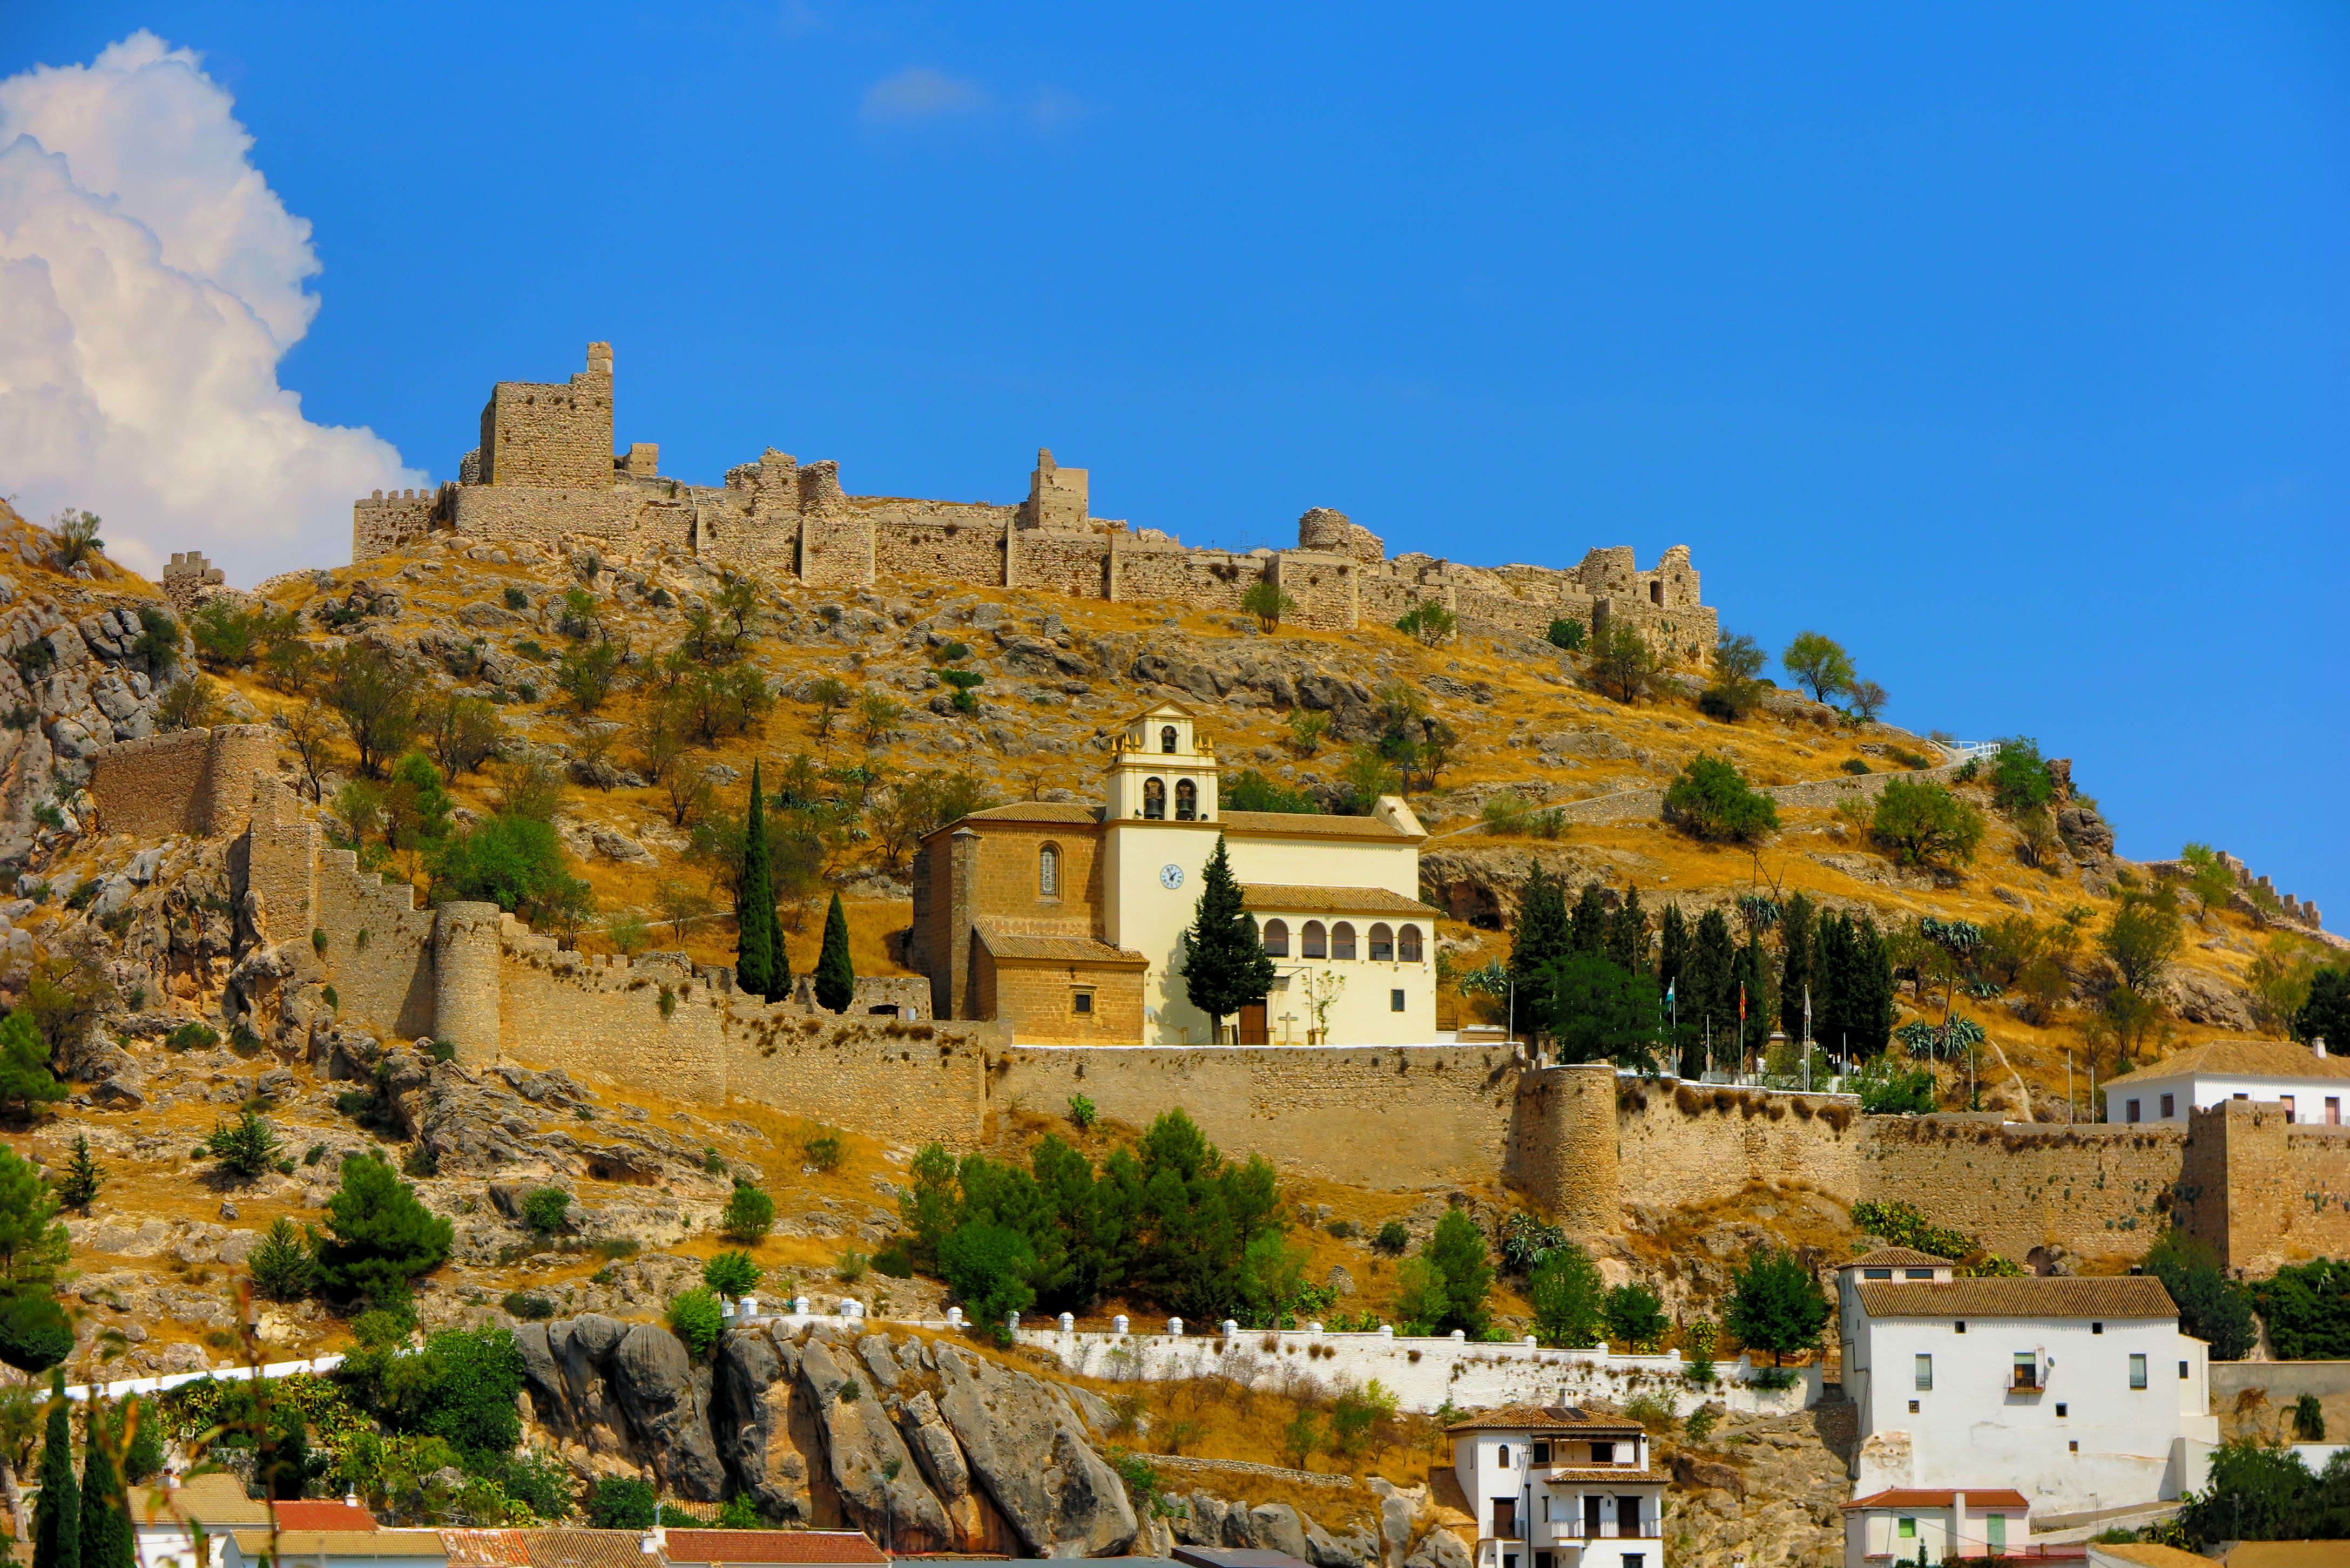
[1159,863,1186,890]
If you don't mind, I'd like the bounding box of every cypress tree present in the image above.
[1780,893,1815,1038]
[814,892,855,1013]
[1851,916,1895,1057]
[1815,911,1852,1057]
[734,762,786,1002]
[32,1373,77,1568]
[1657,902,1687,996]
[78,1396,130,1568]
[1605,887,1650,976]
[1738,920,1774,1063]
[1688,909,1738,1074]
[1178,836,1275,1041]
[1568,882,1609,956]
[1510,870,1572,1045]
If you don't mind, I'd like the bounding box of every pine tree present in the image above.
[79,1396,131,1568]
[1605,887,1650,975]
[32,1373,77,1568]
[1178,836,1275,1041]
[1510,870,1572,1046]
[814,891,855,1013]
[734,762,787,1003]
[57,1136,103,1213]
[1568,882,1609,956]
[1779,893,1814,1039]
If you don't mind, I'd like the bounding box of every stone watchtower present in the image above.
[1022,449,1090,531]
[433,902,504,1062]
[475,342,616,488]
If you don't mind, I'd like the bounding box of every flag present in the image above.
[1804,984,1812,1043]
[1739,982,1746,1023]
[1665,979,1675,1003]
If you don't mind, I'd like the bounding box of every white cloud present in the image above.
[0,31,415,586]
[861,66,991,124]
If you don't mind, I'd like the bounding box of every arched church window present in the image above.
[1262,919,1289,957]
[1302,921,1327,959]
[1039,843,1061,898]
[1161,725,1179,754]
[1143,778,1165,820]
[1398,924,1423,963]
[1368,923,1394,961]
[1175,779,1198,821]
[1332,922,1358,960]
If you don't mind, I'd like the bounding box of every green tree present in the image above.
[0,1010,67,1120]
[323,642,421,779]
[1605,888,1650,974]
[423,693,503,779]
[2175,1443,2350,1549]
[32,1374,77,1568]
[2253,1258,2350,1361]
[316,1155,453,1306]
[1543,953,1664,1072]
[1425,1209,1494,1338]
[704,1251,762,1298]
[1817,911,1895,1058]
[1657,902,1688,1016]
[1395,600,1457,646]
[1509,869,1574,1049]
[1700,631,1767,721]
[1568,882,1608,956]
[522,1188,571,1236]
[1590,625,1658,704]
[1683,908,1739,1073]
[666,1288,724,1358]
[1545,617,1585,652]
[587,1477,657,1530]
[429,814,592,932]
[1529,1241,1607,1347]
[2296,968,2350,1048]
[1870,780,1985,870]
[104,1397,160,1485]
[1603,1283,1668,1352]
[1780,631,1854,703]
[1663,755,1780,843]
[248,1216,319,1301]
[1240,579,1296,633]
[2102,884,2184,993]
[721,1181,776,1244]
[383,751,454,851]
[201,1111,282,1180]
[733,762,787,1003]
[56,1136,103,1213]
[79,1397,131,1568]
[1779,893,1815,1038]
[2144,1230,2257,1361]
[1391,1255,1453,1336]
[1726,1247,1829,1365]
[940,1222,1037,1329]
[1988,736,2057,815]
[815,891,855,1012]
[1178,837,1275,1042]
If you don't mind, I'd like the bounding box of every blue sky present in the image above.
[3,3,2345,918]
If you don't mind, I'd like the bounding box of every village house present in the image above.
[1446,1405,1668,1568]
[129,1473,274,1568]
[2103,1038,2349,1126]
[1839,1487,2033,1565]
[1836,1249,2219,1535]
[910,704,1441,1046]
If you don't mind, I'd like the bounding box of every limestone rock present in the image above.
[796,1337,952,1550]
[1404,1527,1472,1568]
[1250,1504,1311,1560]
[517,1314,725,1500]
[933,1342,1137,1557]
[710,1323,816,1522]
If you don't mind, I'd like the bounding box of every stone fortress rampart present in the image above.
[351,343,1719,658]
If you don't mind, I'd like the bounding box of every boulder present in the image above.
[1671,1450,1747,1499]
[796,1337,953,1551]
[517,1314,725,1500]
[1305,1517,1381,1568]
[1250,1504,1311,1560]
[934,1343,1137,1557]
[1404,1528,1473,1568]
[710,1323,816,1522]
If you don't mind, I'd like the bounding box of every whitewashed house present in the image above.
[1840,1486,2032,1564]
[128,1474,272,1568]
[1836,1249,2219,1535]
[1447,1405,1668,1568]
[2104,1037,2349,1125]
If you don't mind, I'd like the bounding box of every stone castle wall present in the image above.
[88,725,279,840]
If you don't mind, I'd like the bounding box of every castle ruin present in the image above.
[353,342,1718,655]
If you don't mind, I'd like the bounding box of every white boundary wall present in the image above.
[1014,1324,1821,1418]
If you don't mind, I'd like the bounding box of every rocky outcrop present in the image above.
[796,1337,954,1550]
[711,1323,816,1522]
[932,1341,1138,1557]
[516,1314,726,1499]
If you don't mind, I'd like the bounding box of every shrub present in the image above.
[1590,625,1659,704]
[1684,1401,1720,1439]
[721,1181,776,1243]
[1373,1220,1411,1256]
[429,812,593,933]
[522,1187,572,1236]
[834,1249,869,1283]
[585,1476,657,1530]
[0,1009,65,1120]
[1989,736,2057,815]
[1854,1063,1937,1114]
[1544,617,1585,652]
[1224,769,1318,814]
[1240,578,1296,633]
[503,1292,555,1321]
[938,667,985,714]
[1068,1093,1097,1131]
[1395,601,1457,646]
[248,1217,319,1301]
[1662,756,1779,843]
[0,1292,72,1374]
[704,1251,761,1299]
[1840,757,1871,775]
[2252,1257,2350,1361]
[666,1288,724,1358]
[802,1130,844,1171]
[202,1111,282,1179]
[1870,780,1985,869]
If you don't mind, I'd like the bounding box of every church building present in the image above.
[909,704,1441,1046]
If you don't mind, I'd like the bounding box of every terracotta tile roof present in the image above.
[952,802,1103,828]
[1855,1276,2177,1320]
[441,1529,659,1568]
[1845,1248,1955,1269]
[1240,884,1441,917]
[662,1530,889,1565]
[2089,1544,2220,1567]
[1221,810,1416,840]
[2131,1039,2350,1082]
[1443,1403,1644,1436]
[2218,1545,2350,1567]
[270,1502,381,1532]
[440,1531,534,1568]
[1842,1488,2031,1510]
[974,923,1146,965]
[229,1530,445,1557]
[129,1474,273,1528]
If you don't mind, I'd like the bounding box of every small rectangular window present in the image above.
[2070,1440,2079,1453]
[2092,1321,2103,1334]
[1531,1441,1551,1465]
[1903,1268,1934,1279]
[2013,1352,2036,1389]
[2161,1093,2176,1118]
[1391,988,1406,1012]
[2283,1096,2296,1123]
[1590,1441,1614,1464]
[2130,1353,2149,1389]
[2235,1092,2250,1100]
[2055,1403,2067,1417]
[2180,1360,2190,1380]
[1915,1354,1933,1391]
[1897,1519,1916,1539]
[1072,990,1094,1016]
[1864,1267,1892,1279]
[2126,1098,2141,1123]
[1908,1399,1920,1414]
[1956,1320,1967,1334]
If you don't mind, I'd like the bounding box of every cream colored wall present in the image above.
[1103,817,1226,1045]
[1224,832,1420,898]
[1255,905,1436,1046]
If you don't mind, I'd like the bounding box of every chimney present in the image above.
[2316,1037,2329,1059]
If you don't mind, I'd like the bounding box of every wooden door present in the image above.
[1238,1003,1269,1045]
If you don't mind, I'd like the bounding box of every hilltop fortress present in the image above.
[352,343,1717,653]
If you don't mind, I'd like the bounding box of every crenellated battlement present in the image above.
[351,340,1717,659]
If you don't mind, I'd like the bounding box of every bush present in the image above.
[1662,756,1779,843]
[1373,1220,1411,1256]
[802,1130,844,1171]
[1870,780,1985,869]
[1590,625,1658,704]
[0,1009,65,1120]
[429,813,592,933]
[1854,1063,1937,1114]
[1240,579,1296,633]
[1544,617,1585,652]
[503,1292,555,1321]
[721,1181,776,1243]
[1223,769,1318,814]
[202,1110,282,1180]
[1067,1094,1097,1131]
[1395,601,1457,646]
[585,1476,657,1530]
[667,1288,724,1358]
[704,1251,761,1299]
[0,1292,72,1374]
[522,1187,571,1236]
[1840,758,1871,775]
[2139,1231,2256,1361]
[1989,736,2057,815]
[2253,1258,2350,1361]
